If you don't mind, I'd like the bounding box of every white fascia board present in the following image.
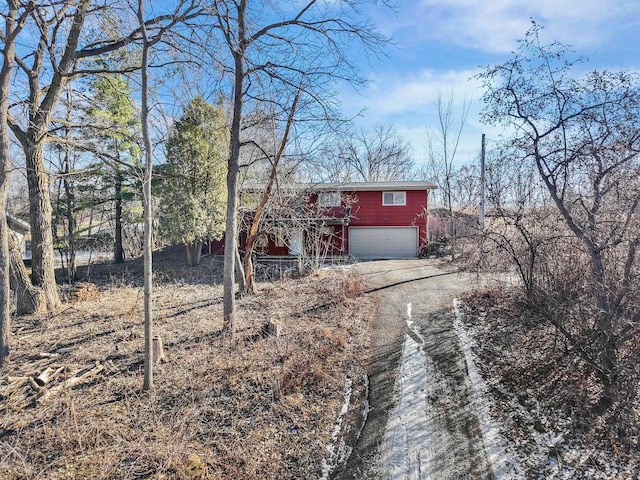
[241,181,438,193]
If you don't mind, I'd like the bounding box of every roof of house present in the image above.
[242,180,437,193]
[313,181,437,191]
[7,215,30,234]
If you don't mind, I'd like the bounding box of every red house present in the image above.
[236,181,437,260]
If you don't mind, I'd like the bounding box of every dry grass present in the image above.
[460,287,640,475]
[0,248,375,479]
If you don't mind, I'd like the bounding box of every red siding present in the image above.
[347,190,428,253]
[225,188,430,257]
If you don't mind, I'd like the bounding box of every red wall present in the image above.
[347,190,429,251]
[218,189,430,256]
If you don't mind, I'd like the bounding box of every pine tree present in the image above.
[158,97,227,266]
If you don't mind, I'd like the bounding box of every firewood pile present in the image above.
[68,282,99,302]
[0,354,107,411]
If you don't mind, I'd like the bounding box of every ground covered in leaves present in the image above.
[0,248,374,479]
[458,287,640,478]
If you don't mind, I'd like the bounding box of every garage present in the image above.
[348,226,418,259]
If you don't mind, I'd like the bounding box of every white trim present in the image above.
[318,191,341,207]
[320,181,436,191]
[241,180,437,193]
[382,191,406,206]
[289,228,304,255]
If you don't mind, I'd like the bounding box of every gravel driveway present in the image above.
[332,259,498,479]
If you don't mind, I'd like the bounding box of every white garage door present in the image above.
[349,226,418,259]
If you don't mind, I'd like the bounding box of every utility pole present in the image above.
[479,134,486,269]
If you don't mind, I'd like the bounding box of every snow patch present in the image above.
[381,302,430,479]
[320,377,354,480]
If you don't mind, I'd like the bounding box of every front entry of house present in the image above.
[288,228,304,255]
[348,226,418,259]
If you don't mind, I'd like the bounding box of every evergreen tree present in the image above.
[88,74,140,264]
[158,97,227,266]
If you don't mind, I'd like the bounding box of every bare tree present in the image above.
[137,0,154,391]
[6,0,201,312]
[303,124,414,182]
[136,0,200,390]
[203,0,387,335]
[0,0,32,365]
[242,91,300,295]
[342,124,414,182]
[424,90,471,261]
[482,150,563,298]
[478,24,640,406]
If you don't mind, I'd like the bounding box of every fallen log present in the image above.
[1,380,25,399]
[35,366,65,387]
[262,319,282,337]
[5,375,29,385]
[28,378,41,392]
[37,362,105,404]
[35,352,60,360]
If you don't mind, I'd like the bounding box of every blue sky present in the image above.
[338,0,640,167]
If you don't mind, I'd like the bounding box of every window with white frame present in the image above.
[382,191,406,206]
[318,191,341,207]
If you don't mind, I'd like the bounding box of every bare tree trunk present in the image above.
[24,143,60,311]
[222,38,246,337]
[235,245,246,294]
[1,2,36,363]
[185,243,193,267]
[185,239,203,267]
[138,0,153,391]
[448,190,456,262]
[60,84,77,283]
[114,169,125,264]
[8,234,45,315]
[223,164,239,336]
[0,1,18,366]
[243,242,255,294]
[0,215,9,365]
[62,148,77,282]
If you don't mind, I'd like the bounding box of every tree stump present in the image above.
[263,319,282,337]
[152,336,167,364]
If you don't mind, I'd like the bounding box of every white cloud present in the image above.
[398,0,640,54]
[343,68,481,118]
[338,0,640,167]
[340,68,490,164]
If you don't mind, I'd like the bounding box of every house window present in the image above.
[320,226,333,237]
[318,191,341,207]
[256,233,269,248]
[383,191,406,206]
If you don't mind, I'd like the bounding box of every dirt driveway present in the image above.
[332,259,498,479]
